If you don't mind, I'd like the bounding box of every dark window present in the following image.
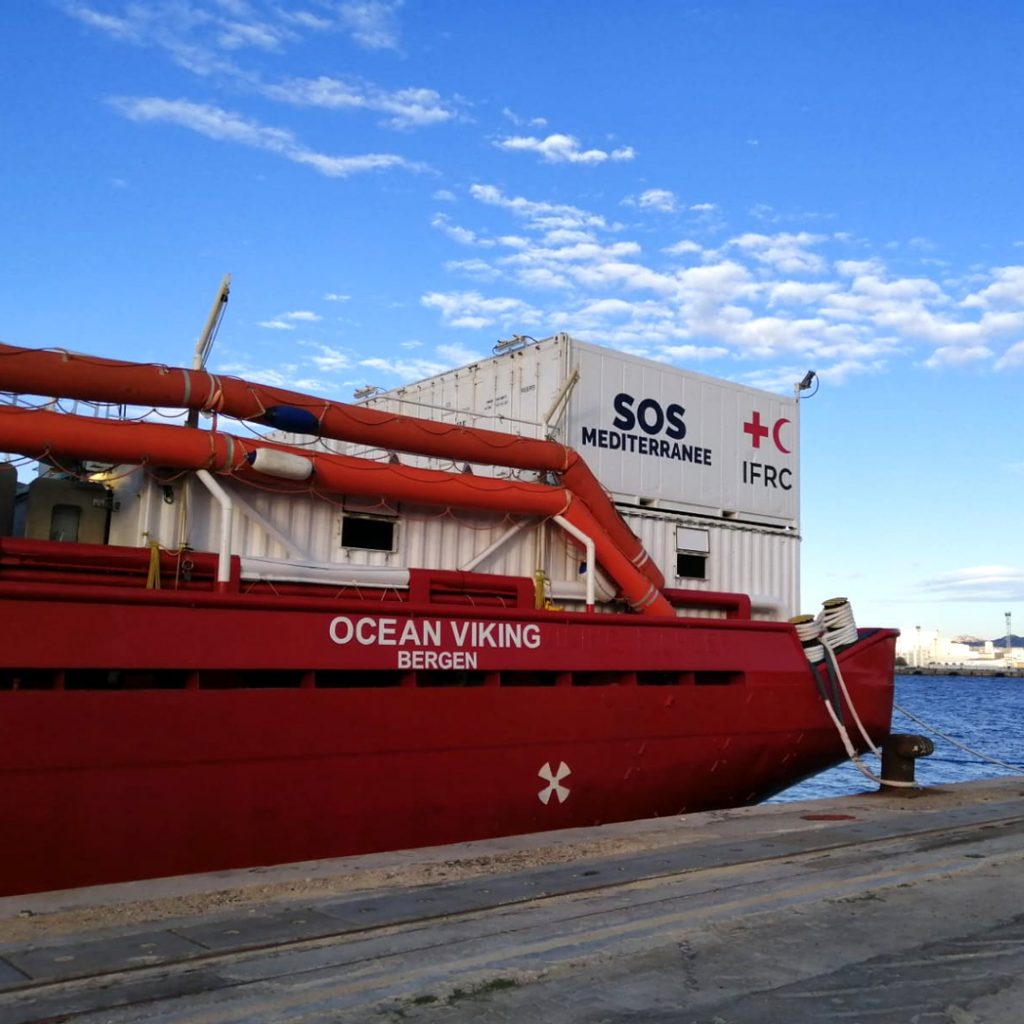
[418,671,488,688]
[694,671,744,686]
[676,552,707,579]
[500,671,559,687]
[316,670,404,688]
[50,504,81,542]
[342,515,395,551]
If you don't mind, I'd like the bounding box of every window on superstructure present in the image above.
[675,526,709,581]
[341,514,396,551]
[49,504,81,543]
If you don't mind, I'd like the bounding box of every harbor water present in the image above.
[774,673,1024,801]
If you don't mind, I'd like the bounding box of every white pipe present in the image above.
[749,594,790,620]
[460,518,534,572]
[553,513,596,611]
[548,575,617,605]
[240,557,409,589]
[195,469,234,586]
[543,367,579,430]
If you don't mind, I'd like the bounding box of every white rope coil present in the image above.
[793,599,919,788]
[818,596,859,649]
[790,613,825,663]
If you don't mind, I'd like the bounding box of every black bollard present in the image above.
[880,733,935,790]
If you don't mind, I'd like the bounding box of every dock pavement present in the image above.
[2,776,1024,1023]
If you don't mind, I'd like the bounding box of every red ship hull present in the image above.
[0,539,896,897]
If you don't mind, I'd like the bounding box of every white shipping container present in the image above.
[367,335,800,527]
[568,342,798,524]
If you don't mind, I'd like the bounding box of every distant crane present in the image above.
[1006,611,1013,669]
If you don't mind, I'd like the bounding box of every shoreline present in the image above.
[896,666,1024,678]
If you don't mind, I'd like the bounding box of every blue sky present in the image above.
[2,1,1023,639]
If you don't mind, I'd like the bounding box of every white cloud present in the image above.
[469,184,608,233]
[262,77,455,130]
[664,240,703,256]
[216,18,286,51]
[835,258,885,278]
[921,565,1024,600]
[64,2,271,75]
[625,189,677,213]
[502,239,641,268]
[64,3,139,41]
[335,0,404,50]
[729,232,828,275]
[324,293,351,302]
[494,133,635,165]
[444,258,501,282]
[661,344,730,361]
[259,309,323,330]
[962,266,1024,309]
[109,97,425,177]
[421,185,1024,383]
[502,107,548,128]
[309,345,351,371]
[63,2,426,123]
[924,344,993,368]
[767,281,834,306]
[217,362,327,393]
[421,291,540,329]
[431,214,494,247]
[995,340,1024,370]
[359,341,481,381]
[514,267,572,290]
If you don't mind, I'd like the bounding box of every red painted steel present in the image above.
[0,341,897,896]
[0,543,896,896]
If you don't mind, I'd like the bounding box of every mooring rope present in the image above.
[795,598,918,788]
[893,701,1022,774]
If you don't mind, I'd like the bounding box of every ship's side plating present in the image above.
[0,335,893,897]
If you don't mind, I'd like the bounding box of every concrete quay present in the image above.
[2,776,1024,1024]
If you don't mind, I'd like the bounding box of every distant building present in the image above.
[896,629,1024,668]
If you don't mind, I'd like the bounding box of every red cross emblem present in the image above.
[743,411,770,448]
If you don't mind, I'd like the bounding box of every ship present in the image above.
[0,315,897,897]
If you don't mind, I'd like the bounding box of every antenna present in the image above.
[193,274,232,371]
[493,334,537,354]
[187,274,231,428]
[353,385,383,401]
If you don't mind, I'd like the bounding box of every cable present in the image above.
[893,701,1022,774]
[795,598,917,788]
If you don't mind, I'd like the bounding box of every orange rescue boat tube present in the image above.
[561,499,675,618]
[0,343,664,590]
[0,344,564,470]
[560,451,663,589]
[0,407,567,518]
[0,406,673,614]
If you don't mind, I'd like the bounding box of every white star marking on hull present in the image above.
[537,761,571,804]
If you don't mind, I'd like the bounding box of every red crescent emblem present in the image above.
[773,417,791,454]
